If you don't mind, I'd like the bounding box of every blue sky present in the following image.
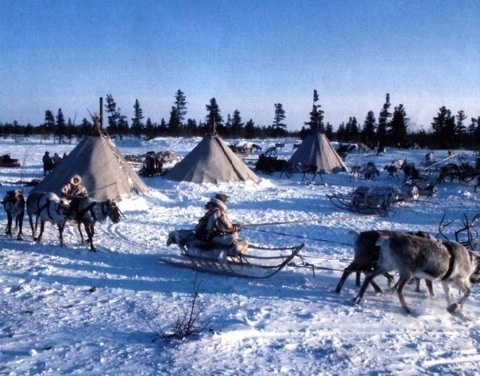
[1,0,479,131]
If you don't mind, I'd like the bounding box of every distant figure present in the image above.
[425,152,434,162]
[143,153,156,177]
[61,175,88,198]
[52,152,62,166]
[62,152,68,159]
[42,151,54,176]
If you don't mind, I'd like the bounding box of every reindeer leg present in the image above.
[355,271,361,286]
[17,213,24,241]
[6,215,12,236]
[84,224,96,252]
[57,224,65,246]
[444,281,471,313]
[425,280,434,296]
[369,278,383,293]
[354,267,388,304]
[37,221,45,242]
[77,222,85,243]
[396,275,412,314]
[334,269,354,293]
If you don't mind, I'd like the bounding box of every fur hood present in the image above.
[209,197,227,211]
[70,175,82,185]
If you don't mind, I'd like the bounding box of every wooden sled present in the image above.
[163,229,304,278]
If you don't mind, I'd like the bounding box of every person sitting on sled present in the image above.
[195,193,248,253]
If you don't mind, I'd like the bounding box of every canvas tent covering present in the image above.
[165,135,259,183]
[288,132,348,173]
[32,134,148,201]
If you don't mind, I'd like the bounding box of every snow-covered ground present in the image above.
[1,136,480,375]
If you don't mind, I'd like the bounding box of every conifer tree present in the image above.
[431,106,455,148]
[244,119,255,139]
[305,90,324,133]
[131,99,144,137]
[206,98,223,134]
[43,110,55,140]
[55,108,66,143]
[389,104,409,147]
[377,93,391,146]
[362,111,377,146]
[104,94,123,137]
[168,106,181,136]
[174,89,188,126]
[272,103,287,136]
[230,109,244,137]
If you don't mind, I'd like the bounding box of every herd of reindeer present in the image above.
[2,189,122,252]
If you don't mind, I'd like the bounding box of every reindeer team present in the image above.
[3,188,122,252]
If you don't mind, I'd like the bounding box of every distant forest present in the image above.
[1,90,480,150]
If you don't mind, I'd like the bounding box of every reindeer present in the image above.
[364,162,379,180]
[264,146,277,156]
[383,164,399,179]
[353,231,480,314]
[437,163,461,183]
[70,197,123,251]
[400,160,420,181]
[26,192,71,246]
[2,189,25,240]
[335,230,433,296]
[295,163,320,182]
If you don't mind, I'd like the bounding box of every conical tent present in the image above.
[32,133,148,201]
[288,132,348,173]
[165,135,259,183]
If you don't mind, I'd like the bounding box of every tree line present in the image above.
[1,90,479,150]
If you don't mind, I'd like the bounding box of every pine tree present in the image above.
[272,103,287,136]
[431,106,455,148]
[362,111,377,147]
[56,108,66,143]
[231,109,244,137]
[206,98,223,134]
[244,119,255,139]
[43,110,55,140]
[131,99,144,137]
[455,110,467,147]
[174,89,188,126]
[104,94,123,137]
[305,90,324,133]
[377,93,391,147]
[389,104,409,147]
[168,106,181,136]
[345,117,359,142]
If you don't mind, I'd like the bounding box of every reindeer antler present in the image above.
[436,213,454,241]
[454,213,480,250]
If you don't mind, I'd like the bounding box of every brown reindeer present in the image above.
[354,231,480,314]
[70,197,123,251]
[335,230,433,296]
[3,189,25,240]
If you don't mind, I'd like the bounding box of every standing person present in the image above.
[42,151,54,176]
[195,193,248,253]
[61,175,88,198]
[52,152,62,167]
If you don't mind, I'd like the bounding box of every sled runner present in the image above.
[162,229,304,278]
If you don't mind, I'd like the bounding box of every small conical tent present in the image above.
[165,134,259,183]
[288,132,348,173]
[32,131,148,201]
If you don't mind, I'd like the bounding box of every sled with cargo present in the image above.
[162,229,304,279]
